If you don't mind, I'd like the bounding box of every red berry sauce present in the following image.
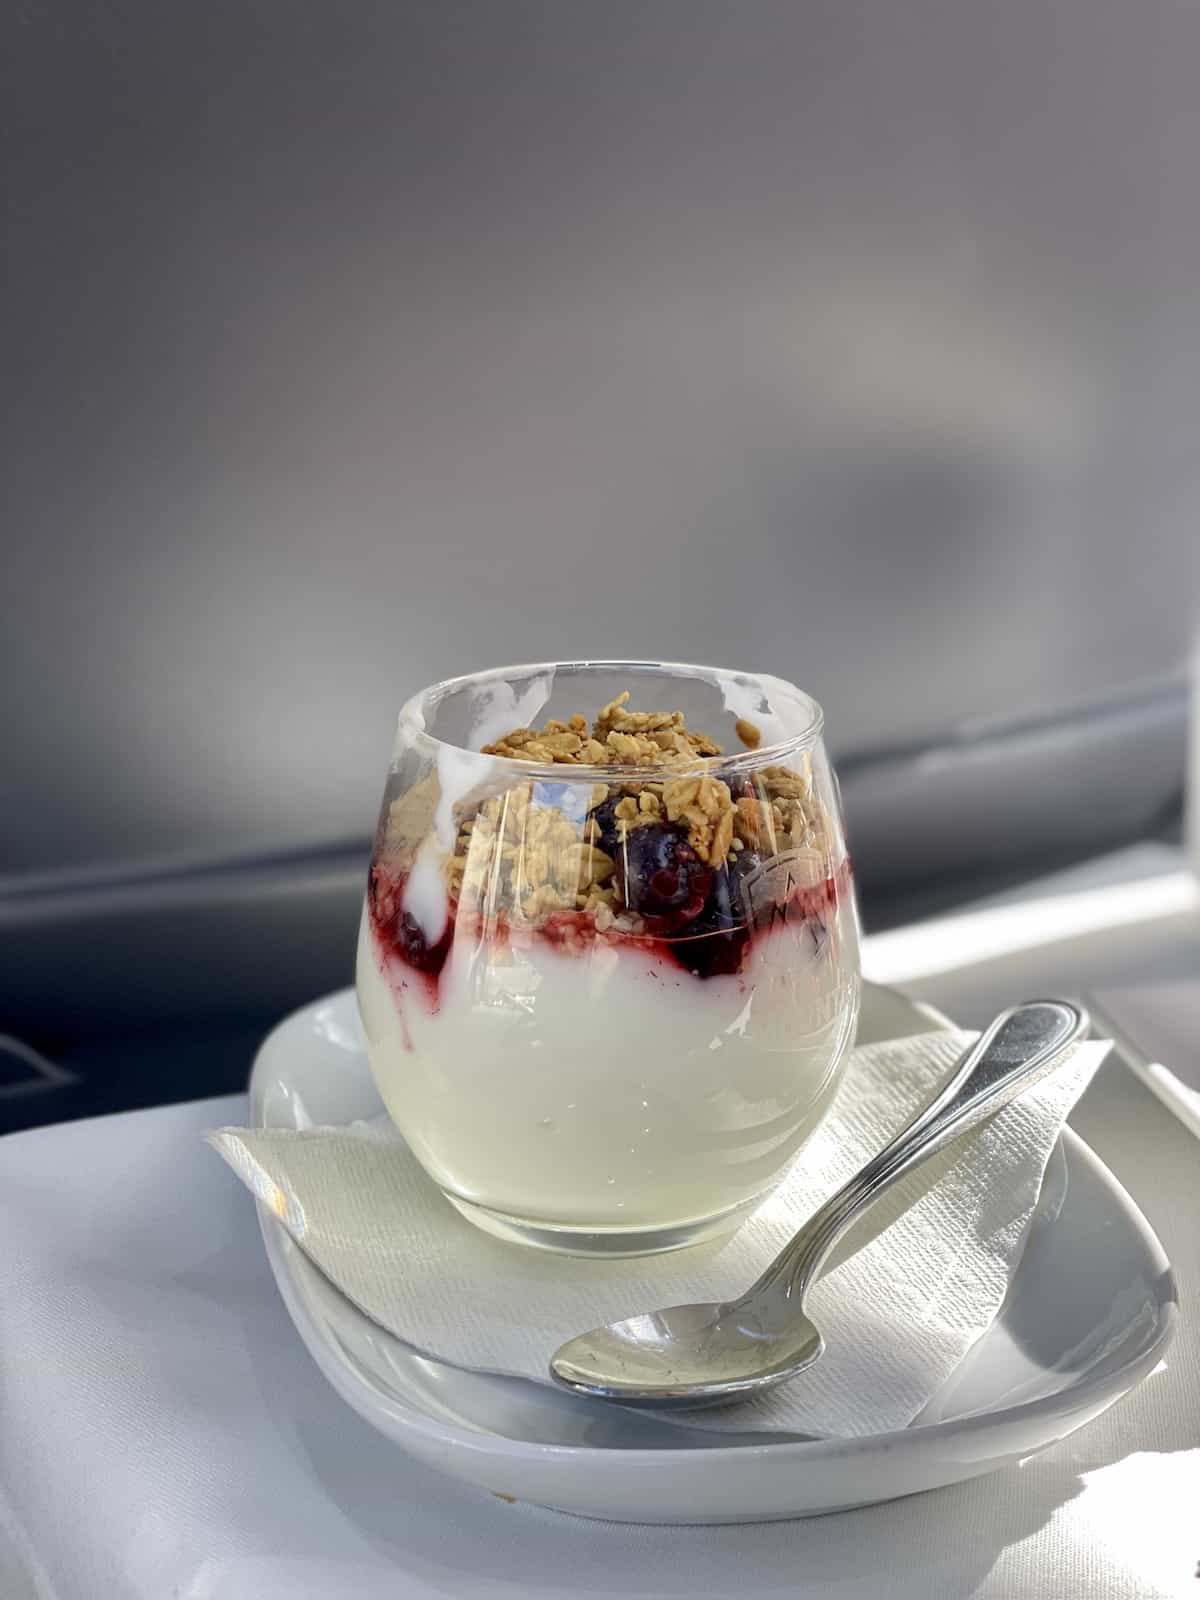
[367,856,850,1002]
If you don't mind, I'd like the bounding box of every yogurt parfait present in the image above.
[356,661,860,1255]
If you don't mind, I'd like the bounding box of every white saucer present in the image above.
[249,983,1176,1524]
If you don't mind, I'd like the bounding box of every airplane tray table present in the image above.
[0,848,1196,1599]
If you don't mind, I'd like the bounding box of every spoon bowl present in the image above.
[551,1300,824,1408]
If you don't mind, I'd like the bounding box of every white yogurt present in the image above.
[356,900,859,1242]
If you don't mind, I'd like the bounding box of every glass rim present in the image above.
[397,658,825,780]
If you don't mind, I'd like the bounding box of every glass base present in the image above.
[442,1190,764,1257]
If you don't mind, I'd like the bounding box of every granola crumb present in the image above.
[735,717,762,749]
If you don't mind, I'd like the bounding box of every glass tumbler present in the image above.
[356,660,860,1255]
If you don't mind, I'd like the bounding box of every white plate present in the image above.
[249,983,1176,1524]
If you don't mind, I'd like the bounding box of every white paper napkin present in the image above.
[210,1028,1107,1438]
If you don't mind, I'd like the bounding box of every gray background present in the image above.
[2,2,1197,1066]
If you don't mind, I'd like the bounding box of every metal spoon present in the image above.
[550,998,1087,1408]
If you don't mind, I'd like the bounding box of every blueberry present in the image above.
[672,918,750,979]
[664,849,764,978]
[588,794,625,857]
[392,909,456,979]
[395,911,434,969]
[616,822,713,924]
[692,849,762,933]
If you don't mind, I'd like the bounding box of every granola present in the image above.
[443,694,829,929]
[372,691,832,962]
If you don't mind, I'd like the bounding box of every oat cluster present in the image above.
[732,766,823,856]
[481,693,721,766]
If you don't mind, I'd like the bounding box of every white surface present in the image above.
[864,843,1200,1029]
[1087,979,1200,1141]
[0,850,1197,1594]
[217,994,1107,1444]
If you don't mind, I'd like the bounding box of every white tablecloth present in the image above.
[2,847,1197,1599]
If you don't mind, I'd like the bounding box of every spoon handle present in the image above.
[743,999,1089,1304]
